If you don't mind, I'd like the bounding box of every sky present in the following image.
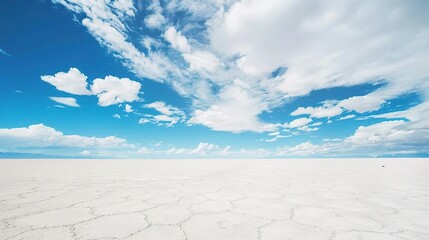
[0,0,428,158]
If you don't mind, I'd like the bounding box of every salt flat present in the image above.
[0,159,428,240]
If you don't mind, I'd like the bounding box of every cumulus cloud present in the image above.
[124,104,133,113]
[49,97,80,107]
[41,68,91,95]
[91,76,141,106]
[0,124,129,149]
[42,68,142,107]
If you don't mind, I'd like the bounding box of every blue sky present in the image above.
[0,0,428,158]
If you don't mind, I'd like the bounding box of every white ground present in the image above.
[0,159,428,240]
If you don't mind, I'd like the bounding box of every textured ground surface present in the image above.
[0,159,428,240]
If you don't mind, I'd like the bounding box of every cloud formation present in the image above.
[0,124,129,149]
[51,0,429,135]
[41,68,91,95]
[140,101,185,127]
[42,68,142,107]
[49,97,80,107]
[91,76,141,106]
[44,0,429,158]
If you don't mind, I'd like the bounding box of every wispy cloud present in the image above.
[49,97,80,107]
[0,48,12,57]
[51,0,429,135]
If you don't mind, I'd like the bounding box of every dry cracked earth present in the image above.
[0,159,428,240]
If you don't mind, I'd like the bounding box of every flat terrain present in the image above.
[0,159,428,240]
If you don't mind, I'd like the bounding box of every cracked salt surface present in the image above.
[0,159,428,240]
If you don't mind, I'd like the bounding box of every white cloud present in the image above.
[152,115,180,127]
[291,105,343,118]
[167,142,230,156]
[0,124,129,149]
[140,36,162,52]
[91,76,141,106]
[124,104,133,113]
[138,118,150,124]
[338,114,356,121]
[310,122,322,127]
[264,133,290,142]
[52,0,429,135]
[346,121,406,145]
[163,27,221,73]
[297,126,319,132]
[343,118,429,155]
[210,0,429,99]
[163,142,274,158]
[276,107,429,157]
[189,81,278,132]
[372,101,429,129]
[41,68,91,95]
[145,101,184,116]
[164,27,191,53]
[49,97,80,107]
[113,114,121,119]
[141,101,185,127]
[165,0,232,20]
[208,0,429,132]
[276,141,331,157]
[285,117,312,128]
[338,95,385,113]
[54,0,167,80]
[144,0,166,29]
[323,138,342,142]
[191,142,226,155]
[183,50,221,72]
[42,68,142,107]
